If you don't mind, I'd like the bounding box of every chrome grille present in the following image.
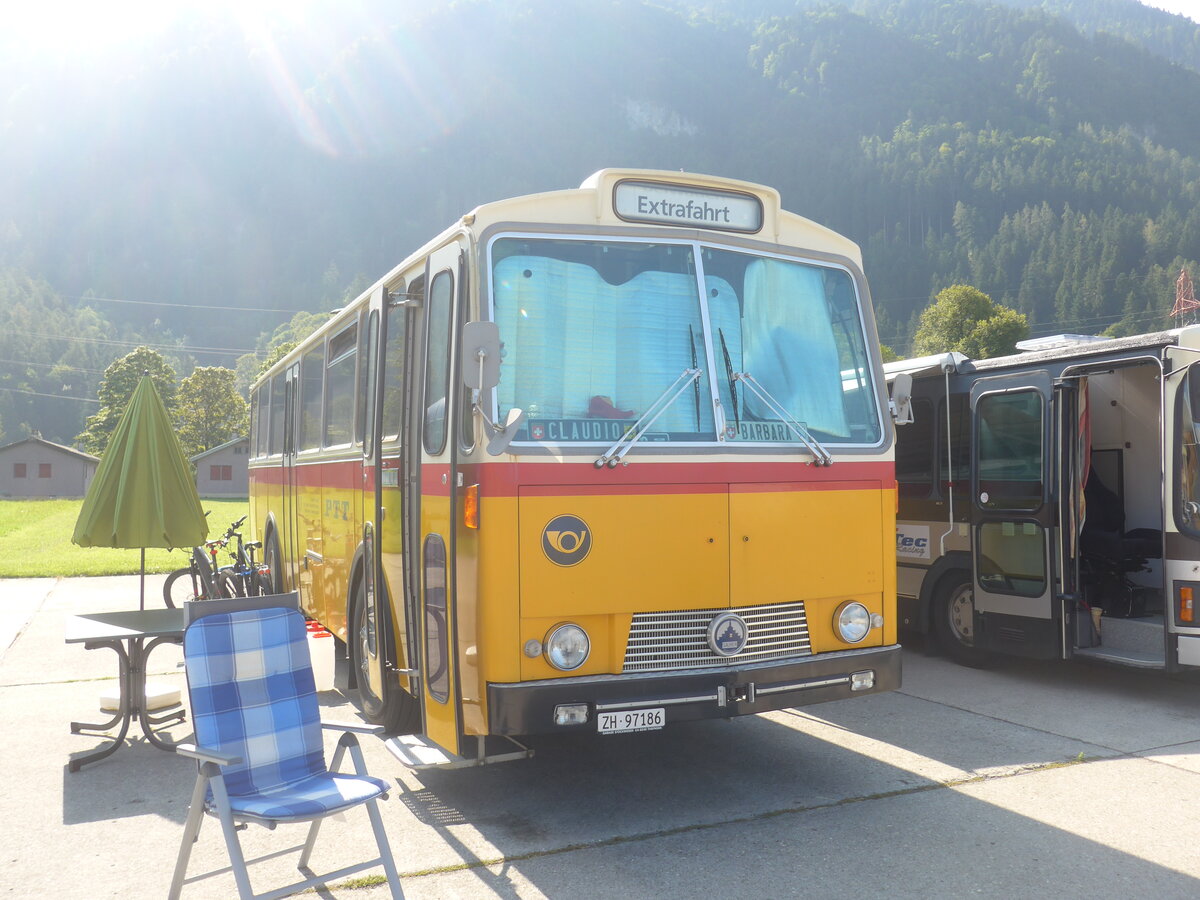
[622,601,811,673]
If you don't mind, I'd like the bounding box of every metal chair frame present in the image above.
[168,593,403,899]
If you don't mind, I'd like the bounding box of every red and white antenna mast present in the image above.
[1171,268,1200,325]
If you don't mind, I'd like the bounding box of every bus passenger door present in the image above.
[970,372,1060,658]
[281,361,302,599]
[411,244,464,756]
[343,284,421,731]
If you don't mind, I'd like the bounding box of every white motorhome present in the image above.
[889,327,1200,672]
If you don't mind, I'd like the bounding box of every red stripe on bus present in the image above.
[518,482,729,497]
[727,480,882,494]
[477,460,893,496]
[250,459,894,497]
[249,459,362,489]
[422,466,452,497]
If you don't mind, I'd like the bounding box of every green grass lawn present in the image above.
[0,498,250,578]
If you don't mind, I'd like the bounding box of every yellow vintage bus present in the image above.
[249,169,901,765]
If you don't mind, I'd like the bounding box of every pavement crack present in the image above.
[894,688,1128,757]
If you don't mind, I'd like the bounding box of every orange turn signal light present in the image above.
[1181,586,1194,624]
[463,483,480,530]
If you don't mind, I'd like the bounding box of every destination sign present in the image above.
[613,180,763,233]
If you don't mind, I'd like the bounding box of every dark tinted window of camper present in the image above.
[940,394,971,511]
[1177,363,1200,536]
[976,390,1043,511]
[977,521,1046,596]
[897,399,934,498]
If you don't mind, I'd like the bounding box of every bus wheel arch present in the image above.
[932,569,994,668]
[348,553,420,735]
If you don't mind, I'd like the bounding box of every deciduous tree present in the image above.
[78,347,178,455]
[912,284,1029,359]
[176,366,249,458]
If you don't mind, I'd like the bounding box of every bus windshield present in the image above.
[490,236,881,448]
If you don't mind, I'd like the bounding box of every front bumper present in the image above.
[487,644,902,735]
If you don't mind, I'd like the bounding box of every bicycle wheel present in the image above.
[250,567,272,596]
[217,570,245,598]
[163,568,203,607]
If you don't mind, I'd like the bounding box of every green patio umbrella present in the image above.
[73,375,209,608]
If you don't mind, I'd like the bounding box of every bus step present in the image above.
[1074,646,1164,669]
[383,734,533,770]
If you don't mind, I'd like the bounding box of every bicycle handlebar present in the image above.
[220,515,249,540]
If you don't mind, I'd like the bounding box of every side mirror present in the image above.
[462,321,502,391]
[486,408,527,456]
[461,321,525,455]
[889,372,914,426]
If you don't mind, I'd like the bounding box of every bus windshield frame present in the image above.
[486,233,884,452]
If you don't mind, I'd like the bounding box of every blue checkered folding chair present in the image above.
[168,593,403,900]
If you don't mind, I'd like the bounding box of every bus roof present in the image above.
[253,169,865,389]
[888,327,1200,382]
[461,169,862,263]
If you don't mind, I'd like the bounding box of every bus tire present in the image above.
[351,578,419,735]
[933,573,994,668]
[263,531,284,595]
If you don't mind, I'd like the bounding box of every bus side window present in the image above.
[360,309,378,447]
[268,372,287,455]
[459,287,475,452]
[324,324,357,447]
[251,383,266,458]
[300,347,324,452]
[423,271,454,455]
[381,291,411,442]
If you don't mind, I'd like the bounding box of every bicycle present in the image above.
[161,516,248,607]
[216,522,272,598]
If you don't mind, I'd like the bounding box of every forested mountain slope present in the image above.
[2,0,1198,441]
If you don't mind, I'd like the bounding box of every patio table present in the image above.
[65,608,187,772]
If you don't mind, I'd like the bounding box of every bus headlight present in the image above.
[544,623,590,671]
[835,602,871,643]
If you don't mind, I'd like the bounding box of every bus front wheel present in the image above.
[351,578,419,735]
[933,574,994,668]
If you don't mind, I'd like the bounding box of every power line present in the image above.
[0,357,108,375]
[7,330,260,358]
[0,386,99,404]
[82,295,300,315]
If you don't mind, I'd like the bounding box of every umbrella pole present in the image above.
[140,548,146,611]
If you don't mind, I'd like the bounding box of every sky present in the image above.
[0,1,425,60]
[0,1,1196,61]
[1145,0,1200,20]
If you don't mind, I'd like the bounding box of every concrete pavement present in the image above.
[3,576,1200,898]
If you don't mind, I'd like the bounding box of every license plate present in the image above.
[597,707,665,734]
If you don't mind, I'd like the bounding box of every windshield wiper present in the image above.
[595,368,701,468]
[719,327,739,431]
[733,371,833,466]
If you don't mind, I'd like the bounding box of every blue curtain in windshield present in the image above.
[741,259,849,438]
[494,252,713,436]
